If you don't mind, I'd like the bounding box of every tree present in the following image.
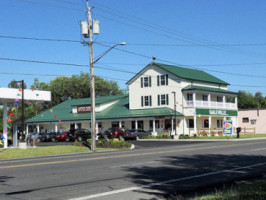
[50,72,124,106]
[31,78,50,91]
[8,80,27,89]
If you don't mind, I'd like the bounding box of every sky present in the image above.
[1,0,266,95]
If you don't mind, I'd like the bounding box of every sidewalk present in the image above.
[138,137,266,142]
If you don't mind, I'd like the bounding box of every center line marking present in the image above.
[110,161,157,168]
[0,141,265,169]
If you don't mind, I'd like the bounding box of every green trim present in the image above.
[182,85,237,94]
[196,108,238,116]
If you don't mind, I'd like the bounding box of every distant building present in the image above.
[26,63,238,136]
[238,109,266,134]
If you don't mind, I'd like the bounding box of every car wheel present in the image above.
[66,138,69,142]
[78,136,83,142]
[136,136,139,140]
[119,136,123,140]
[51,138,56,142]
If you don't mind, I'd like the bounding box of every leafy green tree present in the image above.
[8,80,27,89]
[50,72,124,106]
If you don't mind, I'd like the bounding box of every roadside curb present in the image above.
[138,137,266,142]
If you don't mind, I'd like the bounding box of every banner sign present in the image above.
[196,108,238,116]
[77,106,91,113]
[223,120,233,135]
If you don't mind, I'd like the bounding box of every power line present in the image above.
[0,35,81,43]
[1,56,266,88]
[97,41,266,47]
[94,43,266,79]
[92,2,266,60]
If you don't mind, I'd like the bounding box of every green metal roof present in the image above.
[127,63,229,85]
[182,85,237,94]
[26,95,183,123]
[70,94,127,106]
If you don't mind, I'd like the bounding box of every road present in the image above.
[1,140,266,200]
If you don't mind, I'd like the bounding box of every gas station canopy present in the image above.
[0,88,51,104]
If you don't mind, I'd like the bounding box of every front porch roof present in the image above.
[182,85,237,95]
[26,96,183,123]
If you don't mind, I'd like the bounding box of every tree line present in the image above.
[6,72,125,122]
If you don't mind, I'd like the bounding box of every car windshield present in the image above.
[31,132,38,135]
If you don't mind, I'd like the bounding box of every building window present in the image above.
[158,94,169,106]
[217,96,223,102]
[98,122,102,129]
[187,93,193,101]
[242,117,249,123]
[217,119,223,128]
[141,76,151,88]
[187,119,194,128]
[203,95,208,101]
[149,120,160,129]
[157,74,168,86]
[141,96,152,107]
[251,119,256,125]
[203,119,209,128]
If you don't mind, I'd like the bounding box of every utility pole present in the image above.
[81,1,125,151]
[21,80,25,141]
[86,0,96,151]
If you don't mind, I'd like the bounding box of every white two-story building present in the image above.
[26,62,238,136]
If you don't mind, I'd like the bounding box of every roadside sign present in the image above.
[223,120,233,135]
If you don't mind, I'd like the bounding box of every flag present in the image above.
[50,109,53,112]
[18,88,22,92]
[9,112,15,116]
[6,124,10,128]
[31,88,34,92]
[8,118,12,122]
[54,115,57,118]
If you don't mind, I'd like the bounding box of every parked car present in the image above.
[42,132,59,142]
[125,129,152,140]
[55,132,68,141]
[74,129,91,142]
[104,128,125,140]
[65,130,76,142]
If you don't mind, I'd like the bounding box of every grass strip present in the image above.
[0,145,91,160]
[187,180,266,200]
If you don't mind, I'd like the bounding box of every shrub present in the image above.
[179,134,190,139]
[86,139,131,149]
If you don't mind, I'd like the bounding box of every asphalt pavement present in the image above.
[1,139,266,200]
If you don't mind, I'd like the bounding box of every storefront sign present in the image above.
[209,110,227,115]
[196,108,237,116]
[77,106,91,113]
[223,120,233,135]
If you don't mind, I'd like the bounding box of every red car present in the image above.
[55,132,68,141]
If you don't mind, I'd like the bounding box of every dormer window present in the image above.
[157,74,168,86]
[141,76,151,88]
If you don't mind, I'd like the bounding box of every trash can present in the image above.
[236,127,242,138]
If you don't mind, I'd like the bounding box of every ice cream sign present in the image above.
[209,110,227,116]
[223,120,233,135]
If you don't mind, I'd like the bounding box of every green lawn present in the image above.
[195,134,266,139]
[0,145,91,160]
[186,180,266,200]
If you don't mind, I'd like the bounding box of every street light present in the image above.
[81,1,127,151]
[172,91,178,139]
[93,42,126,64]
[90,42,126,151]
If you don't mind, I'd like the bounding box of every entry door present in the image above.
[70,123,75,130]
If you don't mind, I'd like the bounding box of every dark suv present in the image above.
[74,129,91,142]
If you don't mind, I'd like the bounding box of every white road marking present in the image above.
[69,161,266,200]
[251,148,266,151]
[110,161,157,168]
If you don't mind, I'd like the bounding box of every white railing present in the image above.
[185,100,237,110]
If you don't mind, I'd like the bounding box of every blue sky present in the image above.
[1,0,266,94]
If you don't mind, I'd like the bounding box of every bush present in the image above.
[179,134,190,139]
[142,133,172,139]
[86,139,131,149]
